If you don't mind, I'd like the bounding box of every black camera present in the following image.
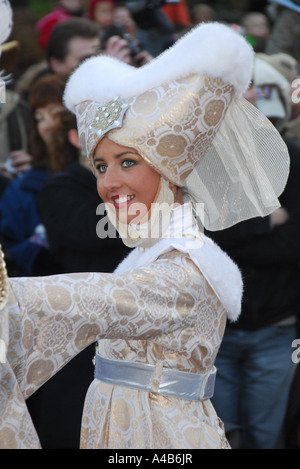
[122,32,143,57]
[101,24,143,58]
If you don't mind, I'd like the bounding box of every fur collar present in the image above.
[115,204,242,322]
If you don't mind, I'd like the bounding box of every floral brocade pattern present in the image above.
[1,250,228,449]
[77,74,234,186]
[0,361,41,449]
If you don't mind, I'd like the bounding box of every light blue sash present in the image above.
[95,354,216,401]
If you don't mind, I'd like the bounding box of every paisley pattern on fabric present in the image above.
[1,250,229,449]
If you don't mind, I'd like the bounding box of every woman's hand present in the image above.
[104,36,132,64]
[4,151,32,177]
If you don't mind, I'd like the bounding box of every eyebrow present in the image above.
[93,151,138,162]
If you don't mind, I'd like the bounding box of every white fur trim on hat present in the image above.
[64,22,254,113]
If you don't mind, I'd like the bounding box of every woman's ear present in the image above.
[169,182,176,196]
[68,129,81,149]
[169,182,184,204]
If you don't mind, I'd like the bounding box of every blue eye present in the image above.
[97,164,107,173]
[122,159,136,168]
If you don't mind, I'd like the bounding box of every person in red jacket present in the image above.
[36,0,85,50]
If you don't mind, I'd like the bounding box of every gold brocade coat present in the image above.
[0,248,232,449]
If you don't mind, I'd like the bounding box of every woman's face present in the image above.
[34,103,64,144]
[94,2,114,28]
[92,137,162,224]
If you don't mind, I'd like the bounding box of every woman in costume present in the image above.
[0,22,290,449]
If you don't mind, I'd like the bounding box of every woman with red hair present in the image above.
[88,0,115,30]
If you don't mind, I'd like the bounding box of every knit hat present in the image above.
[256,52,298,82]
[254,55,292,131]
[64,22,290,231]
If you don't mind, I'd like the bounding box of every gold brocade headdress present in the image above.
[64,22,290,231]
